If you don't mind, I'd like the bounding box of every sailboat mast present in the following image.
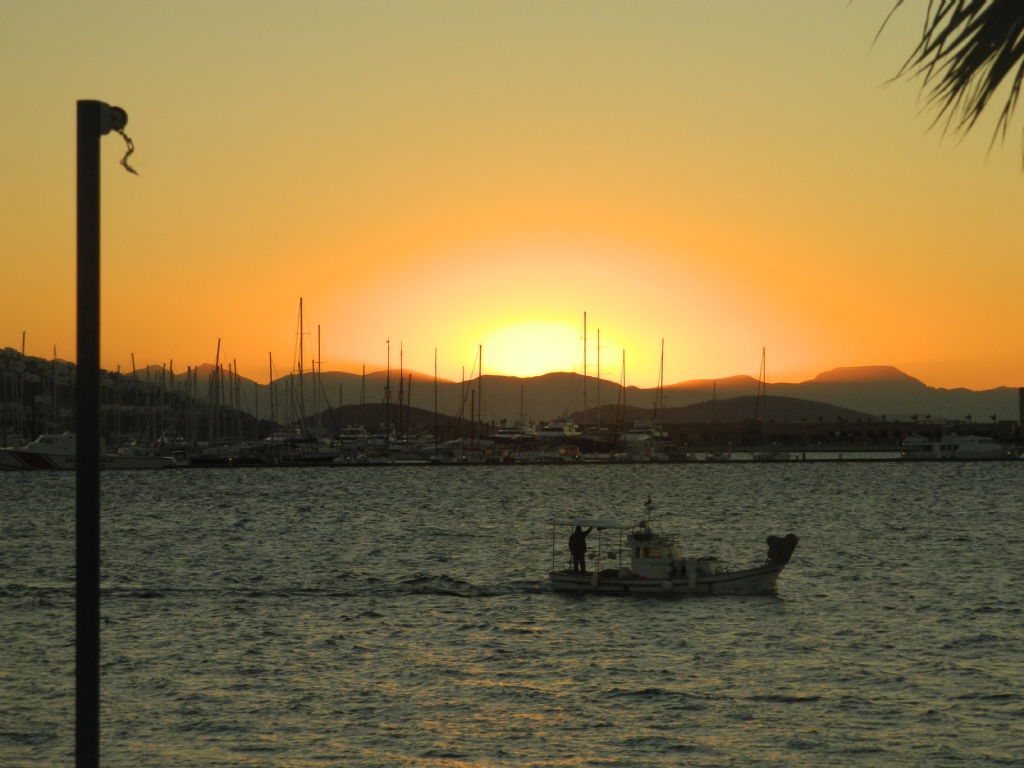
[478,344,483,439]
[459,366,464,441]
[753,346,766,445]
[596,328,601,432]
[385,339,391,449]
[434,347,438,451]
[398,346,404,436]
[298,298,306,438]
[583,312,587,440]
[654,338,664,430]
[269,352,274,426]
[712,380,717,450]
[623,350,627,412]
[660,339,665,415]
[316,324,322,438]
[210,344,219,442]
[761,347,767,446]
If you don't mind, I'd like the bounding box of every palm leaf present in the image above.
[891,0,1024,151]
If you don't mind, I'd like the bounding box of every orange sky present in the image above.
[2,1,1022,389]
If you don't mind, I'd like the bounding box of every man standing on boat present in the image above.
[569,525,593,575]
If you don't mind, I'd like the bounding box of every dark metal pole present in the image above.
[76,99,102,768]
[76,98,128,768]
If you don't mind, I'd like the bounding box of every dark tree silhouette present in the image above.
[891,1,1024,152]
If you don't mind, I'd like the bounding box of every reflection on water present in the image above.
[2,463,1022,766]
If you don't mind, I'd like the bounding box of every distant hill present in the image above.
[810,366,921,384]
[572,396,876,426]
[657,366,1018,423]
[152,361,1019,425]
[4,348,1017,427]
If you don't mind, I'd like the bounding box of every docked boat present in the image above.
[548,501,798,595]
[494,425,537,443]
[535,421,581,441]
[0,433,174,470]
[900,433,1017,461]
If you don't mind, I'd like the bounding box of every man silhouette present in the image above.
[568,525,593,575]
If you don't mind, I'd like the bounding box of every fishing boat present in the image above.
[548,499,798,595]
[0,433,174,470]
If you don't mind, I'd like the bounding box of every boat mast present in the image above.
[596,328,601,433]
[478,344,483,439]
[457,365,464,441]
[169,360,175,440]
[233,359,239,440]
[754,346,766,446]
[712,380,717,450]
[434,347,438,452]
[360,364,365,406]
[113,364,121,449]
[762,347,768,446]
[398,342,404,439]
[316,324,322,439]
[385,338,391,449]
[269,352,274,427]
[583,311,587,442]
[654,338,664,432]
[623,350,626,414]
[298,299,309,438]
[2,357,7,448]
[131,352,139,443]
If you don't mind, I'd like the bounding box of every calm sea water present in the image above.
[2,464,1023,766]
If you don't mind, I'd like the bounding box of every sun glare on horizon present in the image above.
[473,321,586,379]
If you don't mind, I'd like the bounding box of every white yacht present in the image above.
[621,421,668,444]
[535,421,581,441]
[0,433,174,470]
[494,424,537,442]
[336,427,369,450]
[900,433,1016,460]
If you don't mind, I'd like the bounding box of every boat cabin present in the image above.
[629,539,681,579]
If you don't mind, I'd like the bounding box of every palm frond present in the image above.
[893,0,1024,149]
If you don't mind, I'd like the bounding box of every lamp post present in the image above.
[76,99,131,768]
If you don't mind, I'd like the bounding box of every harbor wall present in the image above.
[661,419,1019,449]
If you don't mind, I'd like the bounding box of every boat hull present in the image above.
[548,561,785,596]
[0,449,173,470]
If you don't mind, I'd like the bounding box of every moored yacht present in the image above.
[494,424,537,443]
[0,433,174,470]
[535,421,581,441]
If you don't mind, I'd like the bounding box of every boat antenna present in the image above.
[638,495,655,528]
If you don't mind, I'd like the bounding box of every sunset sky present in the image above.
[1,1,1022,389]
